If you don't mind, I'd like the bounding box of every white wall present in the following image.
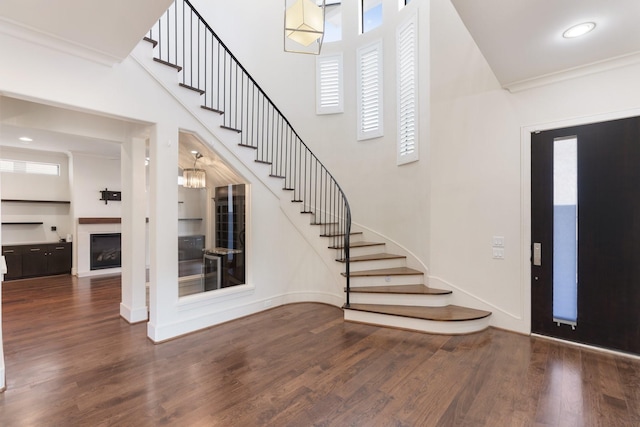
[0,147,72,244]
[71,153,122,219]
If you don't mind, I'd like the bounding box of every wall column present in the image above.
[147,122,179,342]
[120,137,148,323]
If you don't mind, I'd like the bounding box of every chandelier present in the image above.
[284,0,325,55]
[183,152,206,189]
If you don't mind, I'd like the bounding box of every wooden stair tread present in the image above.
[341,267,423,277]
[348,284,452,295]
[344,304,491,322]
[336,253,406,263]
[329,241,385,250]
[179,82,205,94]
[152,57,182,72]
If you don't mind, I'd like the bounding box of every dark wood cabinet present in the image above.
[21,246,49,277]
[2,245,25,280]
[48,244,73,275]
[2,242,72,280]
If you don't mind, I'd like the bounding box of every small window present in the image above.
[357,40,383,140]
[316,53,344,114]
[0,159,60,176]
[361,0,382,34]
[324,0,342,42]
[396,14,418,164]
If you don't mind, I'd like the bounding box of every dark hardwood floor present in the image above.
[1,274,639,426]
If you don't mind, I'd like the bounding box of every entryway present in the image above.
[531,115,640,355]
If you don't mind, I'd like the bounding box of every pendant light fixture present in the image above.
[284,0,325,55]
[183,152,206,188]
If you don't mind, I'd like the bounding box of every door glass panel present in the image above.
[553,136,578,325]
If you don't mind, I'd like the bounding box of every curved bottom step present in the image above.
[343,303,491,335]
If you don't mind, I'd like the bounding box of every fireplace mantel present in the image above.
[78,217,148,224]
[78,217,121,224]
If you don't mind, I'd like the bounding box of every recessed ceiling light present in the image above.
[190,150,199,154]
[19,136,33,142]
[563,22,596,39]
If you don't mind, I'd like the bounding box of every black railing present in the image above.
[147,0,352,306]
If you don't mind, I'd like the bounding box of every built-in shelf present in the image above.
[1,199,71,204]
[178,218,203,221]
[1,222,44,225]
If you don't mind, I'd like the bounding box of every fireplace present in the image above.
[90,233,122,270]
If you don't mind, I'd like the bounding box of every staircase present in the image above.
[332,234,491,334]
[144,0,491,335]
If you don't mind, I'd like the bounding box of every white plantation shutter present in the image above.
[357,40,383,140]
[316,54,344,115]
[397,14,418,165]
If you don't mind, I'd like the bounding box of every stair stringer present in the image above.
[428,275,525,332]
[347,220,431,278]
[130,40,287,199]
[349,222,518,330]
[130,40,351,306]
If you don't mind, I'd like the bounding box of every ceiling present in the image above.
[451,0,640,91]
[0,96,244,187]
[0,0,172,65]
[0,96,144,159]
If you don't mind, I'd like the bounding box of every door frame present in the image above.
[520,107,640,337]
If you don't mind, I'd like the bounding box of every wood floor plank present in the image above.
[1,274,640,426]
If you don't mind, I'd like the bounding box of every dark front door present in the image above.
[531,116,640,354]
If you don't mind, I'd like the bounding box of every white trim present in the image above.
[505,51,640,93]
[357,39,384,140]
[0,16,123,66]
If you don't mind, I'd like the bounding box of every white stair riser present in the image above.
[343,310,490,335]
[324,234,364,247]
[348,274,424,286]
[337,244,386,258]
[347,293,450,307]
[314,223,342,234]
[347,258,406,272]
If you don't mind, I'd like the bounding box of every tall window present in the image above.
[316,53,344,114]
[361,0,382,33]
[357,40,383,140]
[396,14,418,164]
[0,159,60,176]
[324,0,342,42]
[553,136,578,325]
